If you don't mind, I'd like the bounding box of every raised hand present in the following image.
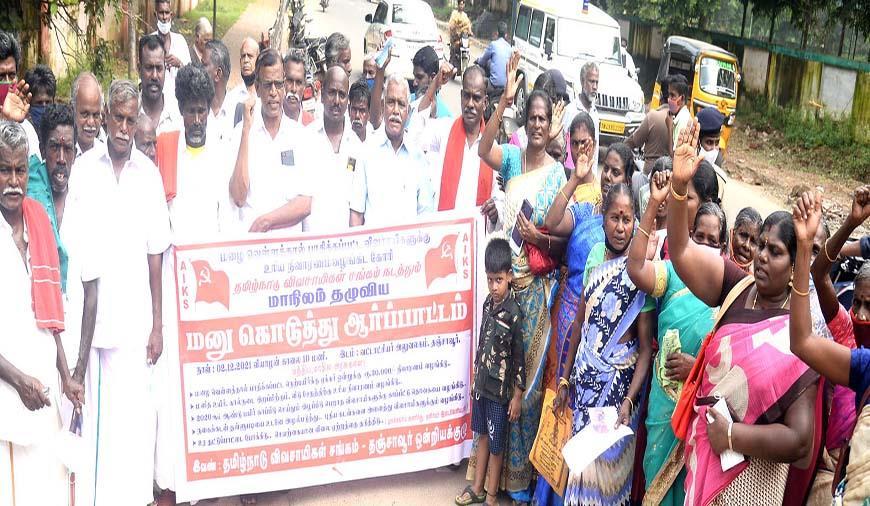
[572,137,594,181]
[792,190,822,245]
[502,50,521,106]
[649,170,671,206]
[0,80,31,123]
[848,185,870,227]
[672,119,701,187]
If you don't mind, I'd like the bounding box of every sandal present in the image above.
[455,485,486,505]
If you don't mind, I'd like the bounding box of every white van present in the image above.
[512,0,644,145]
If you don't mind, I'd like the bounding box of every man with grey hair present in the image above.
[0,119,80,506]
[201,39,234,144]
[71,71,105,155]
[66,79,170,506]
[563,60,600,170]
[325,31,352,75]
[191,16,213,64]
[350,73,433,227]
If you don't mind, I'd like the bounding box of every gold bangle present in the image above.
[792,285,810,297]
[727,421,734,451]
[823,240,838,263]
[547,234,551,252]
[637,226,650,239]
[558,377,570,389]
[559,189,569,202]
[671,186,688,201]
[623,396,635,412]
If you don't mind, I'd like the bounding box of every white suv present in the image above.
[364,0,445,81]
[512,1,644,145]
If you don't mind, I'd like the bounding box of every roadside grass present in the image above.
[178,0,253,40]
[739,93,869,181]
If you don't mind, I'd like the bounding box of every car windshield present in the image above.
[392,2,432,24]
[699,57,737,99]
[557,18,620,62]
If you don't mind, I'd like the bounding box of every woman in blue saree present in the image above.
[554,183,654,506]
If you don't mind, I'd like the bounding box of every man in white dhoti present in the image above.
[0,120,83,506]
[66,80,171,506]
[151,63,229,506]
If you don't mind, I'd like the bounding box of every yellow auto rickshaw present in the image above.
[650,36,741,153]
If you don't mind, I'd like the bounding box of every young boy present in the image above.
[456,238,524,506]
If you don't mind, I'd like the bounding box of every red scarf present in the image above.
[437,117,493,211]
[155,130,181,202]
[22,198,64,333]
[852,308,870,348]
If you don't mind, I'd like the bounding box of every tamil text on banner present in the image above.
[171,214,483,501]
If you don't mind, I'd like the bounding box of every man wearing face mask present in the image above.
[696,106,725,168]
[139,34,182,134]
[151,0,191,94]
[283,50,315,126]
[563,61,600,170]
[363,53,378,90]
[23,64,56,134]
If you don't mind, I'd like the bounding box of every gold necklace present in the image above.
[752,288,790,310]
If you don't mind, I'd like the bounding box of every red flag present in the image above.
[425,234,458,287]
[191,260,230,309]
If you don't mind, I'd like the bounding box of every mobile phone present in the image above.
[510,199,534,254]
[0,82,11,108]
[375,38,394,68]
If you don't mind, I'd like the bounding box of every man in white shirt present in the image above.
[229,49,313,233]
[201,39,235,145]
[419,65,502,230]
[152,0,191,94]
[0,120,79,506]
[304,66,362,232]
[191,16,212,65]
[350,74,434,227]
[71,72,105,155]
[225,37,259,114]
[667,73,691,149]
[66,80,171,506]
[151,63,227,506]
[563,61,600,171]
[139,34,182,134]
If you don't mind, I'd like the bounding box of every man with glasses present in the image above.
[228,49,313,233]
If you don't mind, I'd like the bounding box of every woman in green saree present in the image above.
[625,169,723,505]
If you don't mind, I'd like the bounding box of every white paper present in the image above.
[705,398,745,471]
[561,406,634,475]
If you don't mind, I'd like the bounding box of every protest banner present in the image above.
[170,214,484,501]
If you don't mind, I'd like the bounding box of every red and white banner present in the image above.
[171,214,483,501]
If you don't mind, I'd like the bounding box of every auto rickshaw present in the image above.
[650,36,741,154]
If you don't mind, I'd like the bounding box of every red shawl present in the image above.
[22,197,64,332]
[155,130,181,202]
[437,117,493,211]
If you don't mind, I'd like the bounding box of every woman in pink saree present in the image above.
[660,121,817,506]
